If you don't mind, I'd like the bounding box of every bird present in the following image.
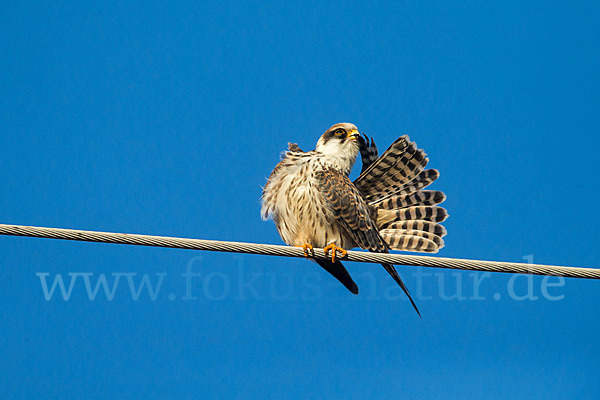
[261,122,448,316]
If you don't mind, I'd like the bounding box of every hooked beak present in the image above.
[348,129,360,140]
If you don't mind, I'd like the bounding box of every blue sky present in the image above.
[1,1,599,398]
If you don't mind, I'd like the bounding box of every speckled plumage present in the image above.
[261,123,448,316]
[261,123,363,250]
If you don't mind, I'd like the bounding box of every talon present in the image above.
[295,243,314,258]
[323,243,348,263]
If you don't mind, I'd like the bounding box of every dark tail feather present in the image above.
[381,263,421,318]
[315,259,359,295]
[358,134,379,174]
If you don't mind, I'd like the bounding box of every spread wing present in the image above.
[314,167,387,252]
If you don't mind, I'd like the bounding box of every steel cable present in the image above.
[1,223,598,279]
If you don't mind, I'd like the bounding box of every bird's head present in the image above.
[315,123,361,173]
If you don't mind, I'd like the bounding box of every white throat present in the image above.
[315,138,359,176]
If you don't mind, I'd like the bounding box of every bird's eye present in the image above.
[334,129,345,136]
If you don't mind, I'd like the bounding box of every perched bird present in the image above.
[261,123,448,316]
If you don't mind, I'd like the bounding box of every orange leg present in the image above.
[295,243,314,258]
[323,243,348,263]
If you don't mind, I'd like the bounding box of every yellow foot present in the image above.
[295,243,314,258]
[323,243,348,263]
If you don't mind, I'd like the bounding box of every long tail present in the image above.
[355,135,448,253]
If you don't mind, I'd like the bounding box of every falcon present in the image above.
[261,123,448,316]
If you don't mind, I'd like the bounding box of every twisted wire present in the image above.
[1,223,598,279]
